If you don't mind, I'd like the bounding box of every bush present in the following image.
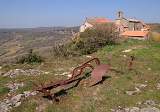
[72,23,119,55]
[17,49,44,64]
[52,43,71,57]
[52,23,119,57]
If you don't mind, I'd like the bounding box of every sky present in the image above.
[0,0,160,28]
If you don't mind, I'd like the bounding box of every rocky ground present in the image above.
[0,91,38,112]
[0,68,43,112]
[0,67,160,112]
[2,69,47,78]
[0,40,160,112]
[0,67,75,112]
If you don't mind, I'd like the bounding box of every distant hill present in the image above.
[0,26,79,64]
[148,23,160,33]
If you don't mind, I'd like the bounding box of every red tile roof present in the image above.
[95,18,111,23]
[86,17,112,25]
[121,31,149,37]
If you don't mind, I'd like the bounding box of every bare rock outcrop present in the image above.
[3,69,46,78]
[6,82,24,92]
[0,91,38,112]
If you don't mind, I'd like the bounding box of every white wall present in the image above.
[79,22,93,32]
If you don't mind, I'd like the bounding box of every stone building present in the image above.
[115,11,149,32]
[115,11,150,39]
[79,11,150,40]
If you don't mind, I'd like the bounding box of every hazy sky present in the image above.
[0,0,160,28]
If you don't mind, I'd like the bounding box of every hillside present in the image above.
[0,39,160,112]
[148,23,160,33]
[0,27,79,64]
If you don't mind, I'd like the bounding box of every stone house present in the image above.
[115,11,149,32]
[115,11,150,39]
[79,11,150,40]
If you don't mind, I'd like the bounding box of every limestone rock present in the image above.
[125,87,140,95]
[122,49,132,53]
[6,82,24,92]
[157,83,160,90]
[144,100,156,106]
[113,107,160,112]
[0,101,10,112]
[140,107,160,112]
[3,69,45,78]
[135,83,147,89]
[0,91,38,112]
[130,107,140,112]
[10,94,24,107]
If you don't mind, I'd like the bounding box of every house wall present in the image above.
[80,22,93,32]
[128,22,135,31]
[128,36,146,40]
[116,17,145,32]
[136,23,143,30]
[128,22,143,31]
[115,18,129,32]
[121,18,129,27]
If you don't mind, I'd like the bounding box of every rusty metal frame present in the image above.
[36,58,101,99]
[35,56,135,101]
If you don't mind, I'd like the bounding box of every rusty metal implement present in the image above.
[90,64,110,86]
[36,58,110,99]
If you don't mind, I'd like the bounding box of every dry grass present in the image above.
[151,32,160,42]
[0,39,160,112]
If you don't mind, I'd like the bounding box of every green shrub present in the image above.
[52,23,119,57]
[17,49,44,64]
[72,23,119,55]
[53,43,70,57]
[0,86,10,95]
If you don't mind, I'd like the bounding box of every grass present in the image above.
[0,76,11,99]
[1,39,160,112]
[0,86,10,97]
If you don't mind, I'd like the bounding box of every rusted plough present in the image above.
[35,58,110,100]
[35,55,136,101]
